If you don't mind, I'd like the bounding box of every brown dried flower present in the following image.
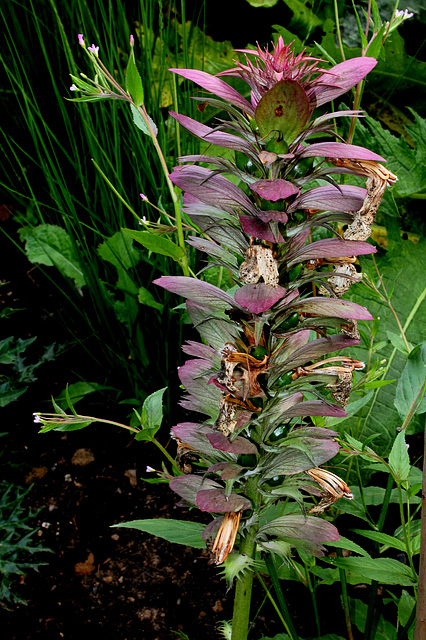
[306,467,353,514]
[212,511,242,564]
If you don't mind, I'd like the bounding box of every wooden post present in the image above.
[414,422,426,640]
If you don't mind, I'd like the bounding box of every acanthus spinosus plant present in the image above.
[152,37,397,638]
[35,32,401,640]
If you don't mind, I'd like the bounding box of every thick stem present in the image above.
[231,527,257,640]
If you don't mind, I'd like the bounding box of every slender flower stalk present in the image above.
[69,34,190,276]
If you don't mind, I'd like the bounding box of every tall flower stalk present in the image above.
[153,38,395,640]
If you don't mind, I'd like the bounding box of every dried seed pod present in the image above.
[326,370,353,407]
[176,439,197,474]
[319,262,363,297]
[214,396,238,436]
[341,319,360,340]
[239,245,279,287]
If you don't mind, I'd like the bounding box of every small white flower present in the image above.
[70,84,78,92]
[395,9,414,20]
[33,414,42,423]
[138,216,147,226]
[145,466,155,473]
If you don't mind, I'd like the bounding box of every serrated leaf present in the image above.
[395,342,426,419]
[112,518,205,548]
[353,111,426,199]
[126,50,144,106]
[20,224,85,288]
[398,589,416,628]
[388,431,410,482]
[122,229,184,262]
[129,103,158,138]
[141,387,166,429]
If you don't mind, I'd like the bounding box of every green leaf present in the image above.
[246,0,279,5]
[0,336,37,364]
[365,23,386,60]
[138,286,163,312]
[386,330,413,356]
[97,231,140,271]
[38,417,94,433]
[142,387,166,429]
[129,104,158,138]
[126,50,144,107]
[373,31,426,98]
[388,430,410,482]
[255,80,310,147]
[111,518,205,548]
[395,342,426,419]
[351,0,368,50]
[122,228,184,262]
[350,529,406,552]
[398,589,416,628]
[326,536,371,558]
[326,391,374,426]
[324,556,416,586]
[19,224,86,288]
[55,382,104,410]
[0,383,27,407]
[353,111,426,199]
[281,0,323,35]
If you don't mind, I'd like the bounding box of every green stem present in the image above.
[264,555,299,640]
[365,579,380,640]
[136,103,189,276]
[373,255,411,352]
[337,551,354,640]
[255,570,290,634]
[347,79,364,144]
[231,526,257,640]
[365,475,393,639]
[377,473,394,531]
[305,566,321,637]
[397,483,418,581]
[333,0,346,62]
[152,437,181,474]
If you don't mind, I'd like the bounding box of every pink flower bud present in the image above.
[88,44,99,56]
[78,34,85,47]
